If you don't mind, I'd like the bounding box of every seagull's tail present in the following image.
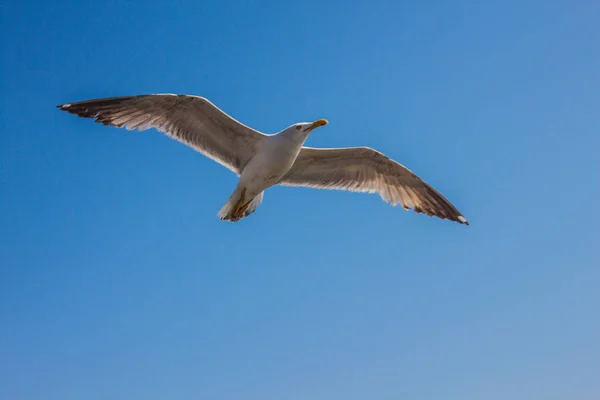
[218,188,264,222]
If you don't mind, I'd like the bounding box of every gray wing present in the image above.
[279,146,469,225]
[57,94,267,174]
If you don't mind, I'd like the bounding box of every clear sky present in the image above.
[1,1,598,399]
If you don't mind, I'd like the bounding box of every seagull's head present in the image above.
[291,119,328,135]
[280,119,328,142]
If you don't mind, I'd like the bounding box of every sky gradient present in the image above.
[1,1,599,399]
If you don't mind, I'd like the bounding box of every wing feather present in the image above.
[57,94,267,174]
[279,146,469,225]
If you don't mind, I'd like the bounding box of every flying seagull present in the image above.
[57,94,469,225]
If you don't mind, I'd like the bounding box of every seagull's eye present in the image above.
[295,126,302,131]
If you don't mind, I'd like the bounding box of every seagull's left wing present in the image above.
[57,94,267,174]
[279,146,469,225]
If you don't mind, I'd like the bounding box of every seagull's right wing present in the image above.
[57,94,267,174]
[279,146,469,225]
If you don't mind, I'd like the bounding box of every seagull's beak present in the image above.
[304,119,328,132]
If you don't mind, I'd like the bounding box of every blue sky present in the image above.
[1,1,598,399]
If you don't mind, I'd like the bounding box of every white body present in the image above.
[238,128,309,198]
[216,125,312,221]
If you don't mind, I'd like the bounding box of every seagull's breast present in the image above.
[239,134,304,191]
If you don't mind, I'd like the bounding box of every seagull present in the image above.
[57,94,469,225]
